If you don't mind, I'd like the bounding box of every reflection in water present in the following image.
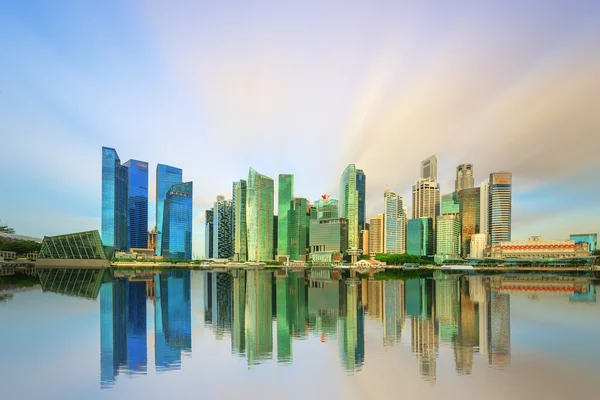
[90,268,597,388]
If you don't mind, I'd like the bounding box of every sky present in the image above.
[1,0,599,258]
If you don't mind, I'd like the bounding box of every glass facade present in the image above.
[213,196,233,259]
[205,209,214,258]
[407,218,434,256]
[247,168,274,262]
[384,190,405,254]
[123,159,148,250]
[234,180,248,262]
[156,164,183,256]
[435,215,461,262]
[441,192,460,216]
[340,164,359,249]
[570,233,597,252]
[356,169,366,233]
[162,182,193,260]
[102,147,128,250]
[489,172,512,245]
[458,188,480,257]
[315,198,339,219]
[39,230,112,259]
[277,174,294,256]
[309,218,348,254]
[288,198,309,261]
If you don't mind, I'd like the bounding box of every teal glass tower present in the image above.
[277,174,294,257]
[123,159,148,250]
[234,180,248,262]
[288,197,309,261]
[102,147,129,251]
[162,182,193,260]
[247,168,274,262]
[156,164,183,256]
[340,164,359,249]
[356,169,366,232]
[407,218,434,256]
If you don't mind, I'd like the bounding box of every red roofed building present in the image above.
[490,236,591,259]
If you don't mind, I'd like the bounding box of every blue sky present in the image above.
[1,1,599,258]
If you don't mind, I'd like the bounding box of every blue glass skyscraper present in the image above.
[356,169,366,233]
[162,182,193,260]
[156,164,183,256]
[102,147,129,251]
[123,160,149,250]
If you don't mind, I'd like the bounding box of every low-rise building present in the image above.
[490,236,591,259]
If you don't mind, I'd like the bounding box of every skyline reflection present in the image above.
[87,268,598,388]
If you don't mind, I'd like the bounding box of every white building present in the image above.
[469,233,488,259]
[490,236,591,259]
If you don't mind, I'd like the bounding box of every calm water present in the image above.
[1,269,599,399]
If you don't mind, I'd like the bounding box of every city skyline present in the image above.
[2,2,600,258]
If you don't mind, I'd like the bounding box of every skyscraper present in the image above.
[315,196,339,219]
[205,209,214,259]
[412,180,441,219]
[479,178,490,237]
[455,164,474,192]
[488,172,512,245]
[469,233,487,259]
[407,218,434,256]
[384,190,406,254]
[156,164,183,256]
[421,155,437,182]
[435,215,461,263]
[102,147,129,251]
[213,195,233,259]
[277,174,294,257]
[340,164,359,249]
[309,218,348,254]
[234,180,248,262]
[356,169,366,233]
[123,159,148,250]
[441,192,460,216]
[288,197,309,261]
[458,188,480,257]
[162,182,193,260]
[368,214,384,255]
[247,168,274,262]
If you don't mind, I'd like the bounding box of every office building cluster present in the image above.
[101,147,193,260]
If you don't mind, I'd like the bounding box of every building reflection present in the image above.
[90,267,596,388]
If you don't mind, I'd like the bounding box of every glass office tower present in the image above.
[102,147,129,251]
[288,197,309,261]
[384,190,405,254]
[356,169,366,233]
[340,164,359,249]
[488,172,512,245]
[458,188,480,257]
[247,168,274,262]
[205,209,214,258]
[162,182,193,260]
[156,164,183,256]
[123,159,148,250]
[315,197,339,219]
[234,180,248,262]
[213,196,233,259]
[277,174,294,257]
[407,218,434,256]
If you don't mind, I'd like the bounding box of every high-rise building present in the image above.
[102,147,129,251]
[458,188,480,257]
[309,218,348,254]
[479,178,489,237]
[570,233,597,252]
[162,182,193,260]
[340,164,359,249]
[156,164,183,256]
[456,164,474,192]
[407,218,434,256]
[384,190,406,254]
[488,172,512,245]
[356,169,366,233]
[205,209,214,259]
[234,180,248,262]
[148,229,157,252]
[213,196,233,259]
[361,230,369,256]
[232,182,239,253]
[277,174,294,257]
[421,155,437,182]
[435,215,461,263]
[369,214,384,255]
[412,180,441,219]
[315,196,339,219]
[441,192,460,216]
[469,233,487,259]
[247,168,274,262]
[123,159,148,250]
[288,198,309,261]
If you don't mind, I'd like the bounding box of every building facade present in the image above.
[123,159,149,250]
[435,215,461,262]
[340,164,359,249]
[407,218,434,257]
[315,196,339,220]
[213,196,233,259]
[384,190,405,254]
[458,188,480,257]
[490,236,591,259]
[412,180,441,219]
[421,155,437,182]
[356,169,366,234]
[277,174,294,257]
[102,147,129,251]
[161,182,193,260]
[288,198,310,261]
[569,233,597,252]
[156,164,183,256]
[205,209,214,259]
[488,172,512,245]
[469,233,487,259]
[479,178,489,237]
[369,214,384,255]
[455,164,474,192]
[441,192,460,216]
[247,168,274,262]
[309,218,348,255]
[234,180,248,262]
